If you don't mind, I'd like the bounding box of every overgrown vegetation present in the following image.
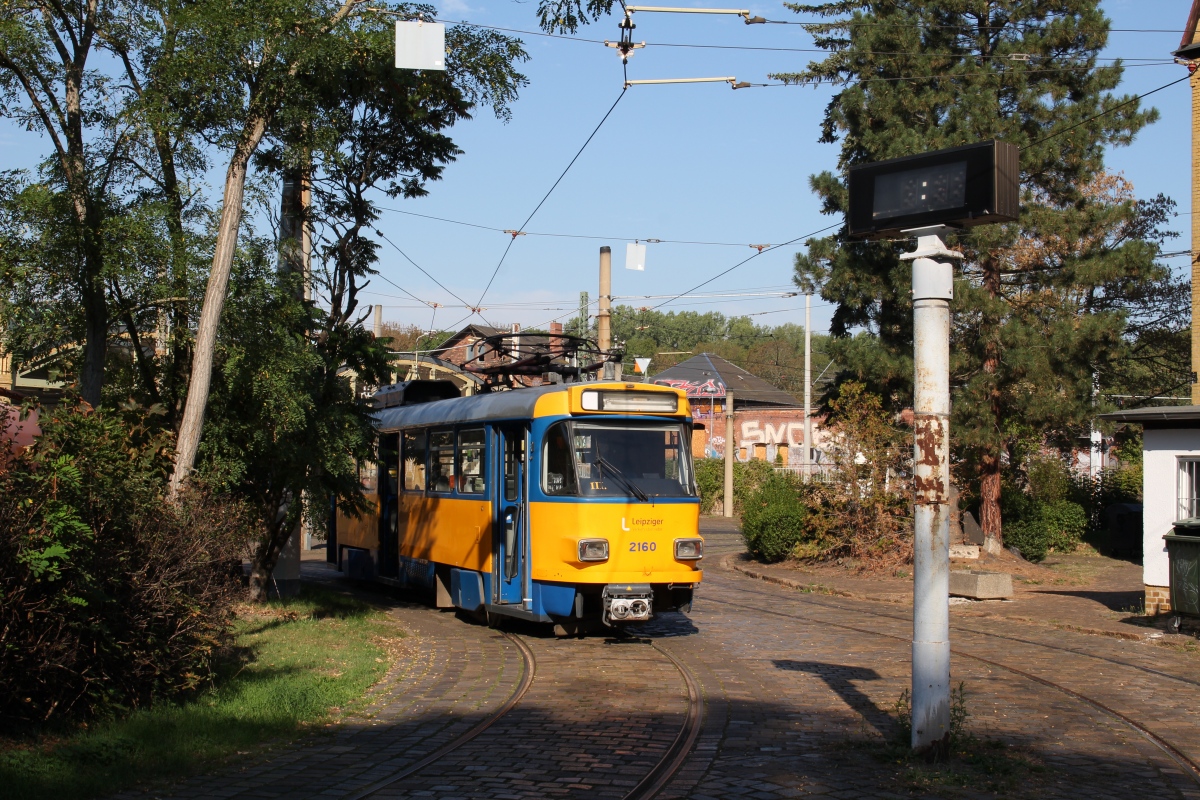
[800,383,913,570]
[712,383,912,570]
[694,457,774,515]
[0,403,251,731]
[0,587,400,800]
[742,471,809,562]
[990,435,1143,562]
[878,682,1045,791]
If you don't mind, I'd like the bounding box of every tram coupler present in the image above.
[602,584,653,625]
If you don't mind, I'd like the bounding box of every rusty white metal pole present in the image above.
[803,293,812,481]
[723,391,735,518]
[900,229,961,754]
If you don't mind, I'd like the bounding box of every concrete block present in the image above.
[950,544,980,559]
[949,570,1012,600]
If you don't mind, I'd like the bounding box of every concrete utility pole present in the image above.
[598,247,613,380]
[1173,4,1200,402]
[1193,64,1200,405]
[723,391,735,518]
[803,293,812,480]
[900,229,961,753]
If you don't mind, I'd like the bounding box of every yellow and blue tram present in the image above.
[332,380,704,629]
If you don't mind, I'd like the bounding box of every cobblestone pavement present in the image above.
[637,518,1200,799]
[116,521,1200,799]
[114,579,528,800]
[369,634,687,799]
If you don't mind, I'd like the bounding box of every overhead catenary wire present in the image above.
[374,229,476,312]
[378,205,785,248]
[430,16,1177,62]
[452,83,630,334]
[1020,72,1191,151]
[648,223,841,312]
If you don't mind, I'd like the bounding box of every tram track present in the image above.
[701,583,1200,787]
[722,567,1200,689]
[343,630,536,800]
[343,625,704,800]
[620,638,705,800]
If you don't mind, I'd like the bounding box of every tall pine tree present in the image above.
[781,1,1171,550]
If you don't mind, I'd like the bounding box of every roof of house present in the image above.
[650,353,798,407]
[1176,0,1200,57]
[432,325,503,351]
[1098,405,1200,427]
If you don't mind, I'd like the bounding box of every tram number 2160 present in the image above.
[630,541,657,552]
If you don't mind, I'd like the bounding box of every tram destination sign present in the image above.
[847,140,1019,239]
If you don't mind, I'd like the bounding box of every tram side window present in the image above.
[358,457,378,493]
[402,430,427,492]
[429,430,456,493]
[542,422,578,496]
[380,433,400,496]
[458,429,486,494]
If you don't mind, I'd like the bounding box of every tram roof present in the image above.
[374,382,690,430]
[374,383,570,430]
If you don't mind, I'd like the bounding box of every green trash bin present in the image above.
[1164,518,1200,633]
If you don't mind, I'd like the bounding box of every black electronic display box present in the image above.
[847,140,1019,239]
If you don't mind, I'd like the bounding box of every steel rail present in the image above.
[702,588,1200,786]
[342,630,536,800]
[620,640,705,800]
[721,570,1200,689]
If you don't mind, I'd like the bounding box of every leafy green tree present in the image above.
[198,245,391,601]
[780,0,1168,549]
[0,0,131,405]
[167,0,528,497]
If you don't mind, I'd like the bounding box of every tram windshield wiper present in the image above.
[596,456,650,502]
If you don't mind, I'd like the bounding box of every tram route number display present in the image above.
[847,139,1019,239]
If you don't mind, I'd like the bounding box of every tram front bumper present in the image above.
[602,583,653,624]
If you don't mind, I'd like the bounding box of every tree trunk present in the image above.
[79,270,108,408]
[980,253,1004,553]
[169,118,268,498]
[246,500,294,602]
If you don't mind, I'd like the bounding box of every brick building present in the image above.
[650,353,825,467]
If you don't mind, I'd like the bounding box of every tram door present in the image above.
[493,426,528,604]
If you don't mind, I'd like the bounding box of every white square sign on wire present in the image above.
[395,21,446,71]
[626,242,647,271]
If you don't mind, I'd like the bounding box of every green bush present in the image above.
[1000,499,1087,562]
[1000,520,1049,562]
[741,471,809,562]
[693,457,776,515]
[0,402,252,731]
[1039,500,1088,551]
[694,458,723,513]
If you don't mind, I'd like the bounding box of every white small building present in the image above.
[1099,406,1200,614]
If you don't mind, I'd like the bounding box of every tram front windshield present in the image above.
[542,421,695,499]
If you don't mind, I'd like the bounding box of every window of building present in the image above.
[458,429,486,494]
[1178,457,1200,520]
[402,430,427,492]
[429,430,456,493]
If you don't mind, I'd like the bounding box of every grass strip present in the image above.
[1,585,403,800]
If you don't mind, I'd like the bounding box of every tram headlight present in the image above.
[674,538,704,561]
[578,538,610,562]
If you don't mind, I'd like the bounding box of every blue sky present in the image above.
[0,1,1192,339]
[368,0,1195,337]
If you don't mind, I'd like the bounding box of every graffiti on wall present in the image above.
[653,378,725,397]
[703,415,816,463]
[740,420,806,447]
